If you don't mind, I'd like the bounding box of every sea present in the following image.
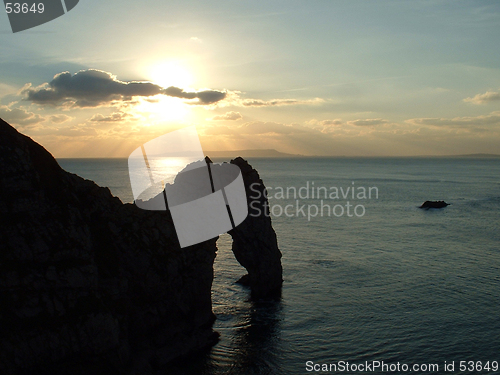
[57,157,500,375]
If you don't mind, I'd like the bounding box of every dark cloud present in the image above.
[163,86,226,105]
[23,69,226,107]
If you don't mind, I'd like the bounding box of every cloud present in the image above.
[306,119,343,126]
[55,125,99,138]
[201,121,355,156]
[49,114,71,123]
[203,121,307,136]
[406,112,500,127]
[90,112,132,122]
[347,118,388,126]
[305,119,345,133]
[321,119,343,126]
[0,105,45,126]
[464,91,500,105]
[163,86,226,105]
[23,69,227,107]
[319,119,344,133]
[240,97,324,107]
[190,37,202,43]
[209,111,242,121]
[239,122,300,134]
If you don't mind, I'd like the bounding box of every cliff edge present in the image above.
[0,118,282,374]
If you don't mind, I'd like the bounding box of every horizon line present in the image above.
[55,152,500,159]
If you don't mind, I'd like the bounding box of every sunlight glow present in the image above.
[148,156,194,184]
[149,62,193,89]
[136,96,189,122]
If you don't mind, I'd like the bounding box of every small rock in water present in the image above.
[419,200,450,209]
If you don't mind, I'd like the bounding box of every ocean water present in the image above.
[57,157,500,374]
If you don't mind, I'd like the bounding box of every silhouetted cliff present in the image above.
[0,118,282,374]
[229,157,283,299]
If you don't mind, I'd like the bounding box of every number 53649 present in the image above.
[5,3,45,14]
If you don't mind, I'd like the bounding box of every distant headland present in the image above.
[445,153,500,158]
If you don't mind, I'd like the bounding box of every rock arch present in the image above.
[227,157,283,300]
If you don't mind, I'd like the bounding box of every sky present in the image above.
[1,0,500,157]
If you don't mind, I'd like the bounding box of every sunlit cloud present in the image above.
[406,112,500,127]
[209,111,242,121]
[306,119,344,133]
[238,121,304,134]
[90,112,132,122]
[49,114,72,124]
[212,92,326,109]
[202,121,308,136]
[306,118,343,129]
[55,124,99,138]
[347,118,388,127]
[240,97,324,107]
[0,105,45,126]
[464,90,500,105]
[321,119,343,126]
[200,121,330,155]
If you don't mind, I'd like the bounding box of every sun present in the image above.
[134,61,198,121]
[149,62,193,89]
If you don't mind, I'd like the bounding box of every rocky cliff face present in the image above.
[229,158,283,299]
[0,118,282,374]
